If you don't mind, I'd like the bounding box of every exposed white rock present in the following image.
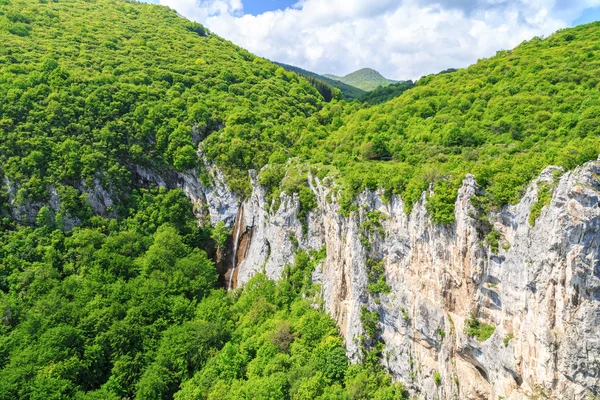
[4,152,599,399]
[230,159,600,400]
[131,156,239,228]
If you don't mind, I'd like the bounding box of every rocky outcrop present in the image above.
[4,153,239,230]
[5,150,599,399]
[131,156,238,228]
[226,159,600,400]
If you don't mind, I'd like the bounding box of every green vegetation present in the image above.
[210,221,229,250]
[0,0,327,204]
[360,306,381,340]
[275,62,366,100]
[324,68,395,92]
[504,333,514,347]
[2,0,600,225]
[529,181,556,226]
[465,313,496,342]
[433,371,442,386]
[1,0,600,398]
[359,211,385,248]
[366,258,391,297]
[359,81,415,105]
[485,229,502,253]
[436,327,446,341]
[0,190,406,398]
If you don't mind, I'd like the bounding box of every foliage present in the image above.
[2,0,600,227]
[273,24,600,219]
[0,189,218,399]
[324,68,395,92]
[359,211,385,248]
[485,229,501,254]
[359,81,415,105]
[503,334,514,347]
[433,371,441,386]
[465,313,495,342]
[426,180,460,225]
[210,221,229,251]
[360,306,380,340]
[366,258,391,296]
[174,254,405,400]
[0,0,326,205]
[528,181,555,226]
[0,190,404,399]
[275,61,365,100]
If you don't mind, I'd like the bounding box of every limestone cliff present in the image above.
[6,154,599,399]
[224,159,600,400]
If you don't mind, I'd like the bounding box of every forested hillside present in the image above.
[0,0,404,398]
[209,22,600,223]
[1,0,600,398]
[359,80,415,105]
[0,0,326,208]
[274,62,366,100]
[324,68,395,91]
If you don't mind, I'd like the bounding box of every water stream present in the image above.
[227,210,243,291]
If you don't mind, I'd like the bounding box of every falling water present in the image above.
[228,210,243,291]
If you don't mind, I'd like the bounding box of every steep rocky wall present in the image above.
[4,153,239,230]
[230,159,600,400]
[5,151,599,399]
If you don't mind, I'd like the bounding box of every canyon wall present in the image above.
[227,159,600,400]
[6,155,599,399]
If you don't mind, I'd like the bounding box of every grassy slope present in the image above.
[324,68,395,91]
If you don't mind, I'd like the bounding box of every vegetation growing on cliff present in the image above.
[465,313,495,342]
[0,192,405,398]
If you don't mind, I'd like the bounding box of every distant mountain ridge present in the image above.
[273,62,366,99]
[324,68,395,91]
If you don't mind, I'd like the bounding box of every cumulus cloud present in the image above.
[159,0,600,80]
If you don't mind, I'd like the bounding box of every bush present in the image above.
[465,313,495,342]
[434,371,441,386]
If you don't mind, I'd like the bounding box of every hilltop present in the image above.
[324,67,396,91]
[274,61,366,99]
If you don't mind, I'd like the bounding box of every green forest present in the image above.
[0,188,405,399]
[1,0,600,398]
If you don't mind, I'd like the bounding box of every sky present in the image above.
[155,0,600,80]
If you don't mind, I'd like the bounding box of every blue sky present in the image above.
[573,6,600,25]
[241,0,297,15]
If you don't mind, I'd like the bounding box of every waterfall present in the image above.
[228,209,243,291]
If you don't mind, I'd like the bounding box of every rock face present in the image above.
[4,154,239,231]
[5,154,599,399]
[226,160,600,400]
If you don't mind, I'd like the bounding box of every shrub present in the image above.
[434,371,442,386]
[465,313,495,342]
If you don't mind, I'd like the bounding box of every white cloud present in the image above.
[158,0,600,80]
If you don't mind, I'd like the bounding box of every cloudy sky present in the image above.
[155,0,600,80]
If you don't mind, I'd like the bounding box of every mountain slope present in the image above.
[2,0,600,398]
[358,80,415,105]
[0,0,328,202]
[0,0,405,399]
[274,61,366,99]
[324,67,395,91]
[265,23,600,221]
